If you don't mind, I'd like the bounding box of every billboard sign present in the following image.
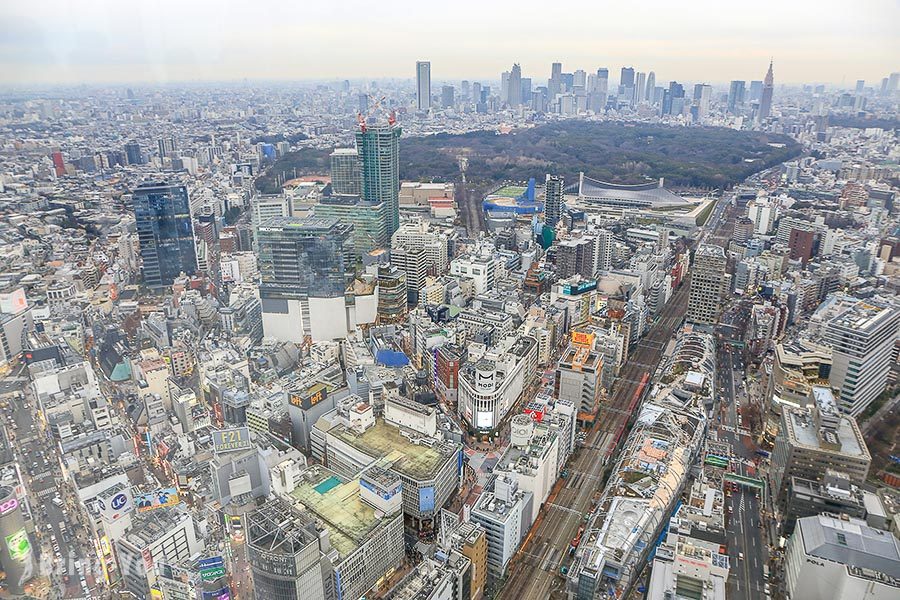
[200,566,226,581]
[288,383,328,410]
[5,529,31,562]
[97,487,134,522]
[0,497,19,517]
[198,556,224,570]
[211,427,252,454]
[135,488,180,512]
[418,486,435,513]
[571,331,595,347]
[562,280,597,296]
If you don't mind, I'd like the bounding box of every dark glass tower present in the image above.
[132,182,196,287]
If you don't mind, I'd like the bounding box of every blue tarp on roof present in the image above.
[375,349,410,367]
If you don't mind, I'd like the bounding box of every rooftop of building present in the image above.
[828,299,897,332]
[331,418,455,482]
[783,405,868,459]
[579,175,691,208]
[288,466,385,559]
[122,509,192,549]
[798,513,900,579]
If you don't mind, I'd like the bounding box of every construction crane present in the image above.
[357,95,396,132]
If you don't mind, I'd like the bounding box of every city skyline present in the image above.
[1,0,897,86]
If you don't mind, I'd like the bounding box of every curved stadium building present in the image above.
[577,173,692,210]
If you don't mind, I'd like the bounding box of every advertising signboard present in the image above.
[135,488,180,512]
[5,529,31,561]
[211,427,252,453]
[97,487,134,522]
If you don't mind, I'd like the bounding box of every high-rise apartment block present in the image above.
[545,174,563,227]
[687,245,727,324]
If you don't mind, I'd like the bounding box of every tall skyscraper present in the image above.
[727,80,746,113]
[619,67,635,107]
[544,174,563,227]
[663,81,685,115]
[157,136,176,158]
[356,122,402,235]
[508,63,522,107]
[748,80,763,102]
[591,68,609,111]
[520,78,533,104]
[416,60,432,110]
[645,71,656,102]
[549,62,563,96]
[441,85,455,108]
[124,143,143,165]
[330,148,361,196]
[687,244,726,324]
[758,61,774,122]
[132,182,197,287]
[634,72,646,105]
[692,83,712,120]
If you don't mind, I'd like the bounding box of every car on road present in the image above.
[738,552,744,560]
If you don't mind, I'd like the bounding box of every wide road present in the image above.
[500,273,693,600]
[716,303,768,600]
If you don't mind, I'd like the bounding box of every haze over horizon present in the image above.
[1,0,897,87]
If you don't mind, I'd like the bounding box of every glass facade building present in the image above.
[355,124,401,236]
[132,182,197,287]
[313,196,387,260]
[257,216,353,300]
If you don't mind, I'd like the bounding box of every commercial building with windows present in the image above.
[822,298,900,416]
[469,475,533,583]
[457,335,538,432]
[272,466,405,600]
[247,500,329,600]
[115,510,204,599]
[257,216,353,342]
[772,386,871,510]
[131,182,197,287]
[330,148,361,196]
[769,340,833,412]
[313,196,388,259]
[556,341,604,421]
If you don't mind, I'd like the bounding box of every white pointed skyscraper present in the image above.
[758,60,774,122]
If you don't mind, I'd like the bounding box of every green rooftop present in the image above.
[492,185,527,197]
[289,470,382,558]
[332,418,451,481]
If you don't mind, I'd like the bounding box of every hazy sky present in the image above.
[1,0,897,86]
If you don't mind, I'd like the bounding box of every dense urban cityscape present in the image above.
[0,6,899,600]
